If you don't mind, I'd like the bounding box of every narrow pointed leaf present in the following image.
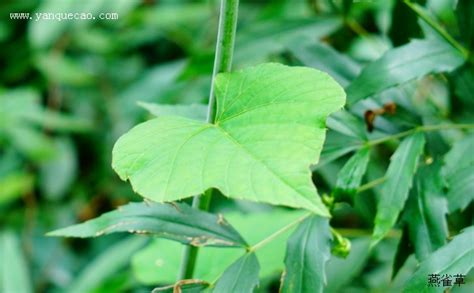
[404,226,474,292]
[347,39,465,104]
[403,163,448,261]
[281,216,332,293]
[372,132,425,246]
[113,63,346,216]
[334,147,370,202]
[213,253,260,293]
[48,202,247,247]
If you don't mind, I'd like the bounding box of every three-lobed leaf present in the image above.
[280,216,332,293]
[48,201,247,247]
[112,63,346,216]
[372,132,425,246]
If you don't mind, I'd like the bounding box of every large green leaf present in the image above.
[48,202,247,247]
[443,134,474,212]
[403,163,448,261]
[0,231,32,293]
[213,253,260,293]
[347,39,465,104]
[280,216,332,293]
[404,226,474,292]
[112,63,346,216]
[372,132,425,246]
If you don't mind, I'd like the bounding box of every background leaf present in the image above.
[347,39,465,104]
[403,163,448,260]
[0,231,32,293]
[213,253,260,293]
[281,216,332,293]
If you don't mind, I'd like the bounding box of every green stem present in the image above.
[249,213,311,252]
[404,0,469,59]
[178,0,239,281]
[365,123,474,147]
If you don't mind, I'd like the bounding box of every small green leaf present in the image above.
[281,216,332,293]
[403,163,448,260]
[372,132,425,246]
[113,63,346,216]
[0,231,32,293]
[139,102,207,121]
[334,147,370,202]
[347,39,465,104]
[404,226,474,292]
[443,134,474,212]
[48,202,247,247]
[326,110,367,141]
[213,253,260,293]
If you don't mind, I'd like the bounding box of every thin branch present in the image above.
[179,0,239,280]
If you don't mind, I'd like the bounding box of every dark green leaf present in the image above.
[372,132,425,246]
[334,147,370,202]
[0,231,32,293]
[392,227,413,280]
[347,39,465,104]
[281,216,332,293]
[404,226,474,292]
[457,0,474,49]
[48,202,247,247]
[213,253,260,293]
[403,163,448,260]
